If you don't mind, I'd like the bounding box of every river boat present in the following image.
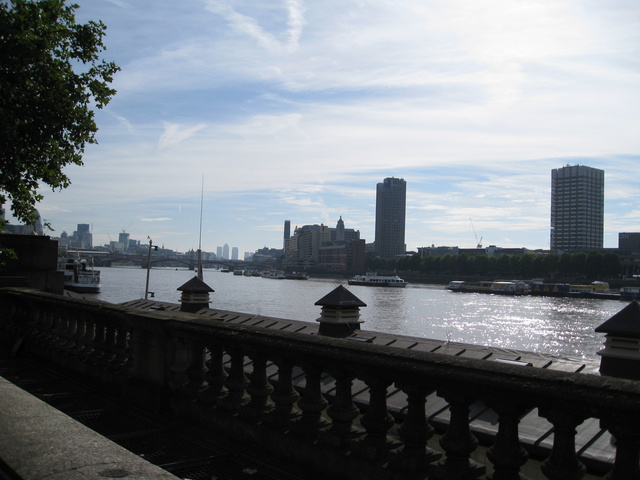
[620,286,640,299]
[447,280,529,295]
[58,258,101,293]
[233,270,243,276]
[570,281,620,300]
[285,272,309,280]
[348,273,407,287]
[447,280,493,293]
[262,270,286,279]
[530,283,572,297]
[490,281,530,295]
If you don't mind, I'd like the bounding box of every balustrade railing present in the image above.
[1,287,639,480]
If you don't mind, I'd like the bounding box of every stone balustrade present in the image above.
[2,287,640,480]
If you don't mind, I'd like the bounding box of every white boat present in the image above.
[620,286,640,299]
[59,258,101,293]
[261,270,286,279]
[489,281,530,295]
[348,273,407,287]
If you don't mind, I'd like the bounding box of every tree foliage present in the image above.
[366,251,624,280]
[0,0,119,225]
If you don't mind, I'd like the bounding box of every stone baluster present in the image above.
[391,382,441,474]
[485,399,530,480]
[267,357,299,431]
[70,314,87,356]
[219,346,249,411]
[184,342,208,398]
[88,315,107,363]
[60,313,78,354]
[31,307,49,344]
[431,389,485,480]
[352,375,395,460]
[292,362,328,439]
[601,418,640,480]
[321,368,360,451]
[243,351,274,421]
[109,323,130,375]
[48,309,65,351]
[99,320,117,367]
[77,315,96,360]
[538,407,586,480]
[169,337,191,391]
[204,344,228,406]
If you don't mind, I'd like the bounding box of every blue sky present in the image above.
[24,0,640,254]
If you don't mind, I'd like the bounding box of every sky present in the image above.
[16,0,640,254]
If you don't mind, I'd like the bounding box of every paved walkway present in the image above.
[0,354,305,480]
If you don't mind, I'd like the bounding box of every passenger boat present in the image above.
[285,272,309,280]
[262,270,286,279]
[570,281,620,299]
[58,258,101,293]
[530,283,572,296]
[447,280,493,293]
[447,280,529,295]
[620,286,640,299]
[348,273,407,287]
[489,281,530,295]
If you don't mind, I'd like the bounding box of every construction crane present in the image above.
[469,218,483,248]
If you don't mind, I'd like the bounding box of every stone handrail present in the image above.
[1,287,639,480]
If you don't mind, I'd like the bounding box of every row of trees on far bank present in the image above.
[367,251,623,280]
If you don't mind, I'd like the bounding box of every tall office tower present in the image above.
[231,246,239,260]
[375,177,406,258]
[550,165,604,252]
[223,243,229,260]
[284,220,291,250]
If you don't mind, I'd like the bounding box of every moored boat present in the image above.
[348,273,407,287]
[447,280,493,293]
[58,258,101,293]
[490,281,530,295]
[620,286,640,299]
[530,283,572,296]
[447,280,528,295]
[285,272,309,280]
[262,270,286,279]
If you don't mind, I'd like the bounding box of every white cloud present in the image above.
[39,0,640,253]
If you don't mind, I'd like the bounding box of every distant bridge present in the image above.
[93,254,263,270]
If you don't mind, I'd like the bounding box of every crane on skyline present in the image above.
[469,218,483,248]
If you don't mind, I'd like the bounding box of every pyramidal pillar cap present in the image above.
[177,276,214,313]
[314,285,366,337]
[595,300,640,380]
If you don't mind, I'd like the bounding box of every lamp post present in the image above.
[144,236,156,300]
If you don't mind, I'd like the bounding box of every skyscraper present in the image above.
[283,220,291,250]
[375,177,406,258]
[550,165,604,252]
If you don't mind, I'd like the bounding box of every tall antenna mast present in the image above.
[197,175,204,280]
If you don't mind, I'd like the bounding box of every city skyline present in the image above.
[5,0,638,254]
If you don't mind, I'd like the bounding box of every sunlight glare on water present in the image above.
[95,268,626,359]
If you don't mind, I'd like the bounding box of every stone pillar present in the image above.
[595,301,640,380]
[314,285,366,337]
[177,276,214,313]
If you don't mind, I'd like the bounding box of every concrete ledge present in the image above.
[0,376,179,480]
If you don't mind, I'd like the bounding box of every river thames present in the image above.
[92,267,629,360]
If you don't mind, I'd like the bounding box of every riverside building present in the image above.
[550,165,604,252]
[375,177,406,258]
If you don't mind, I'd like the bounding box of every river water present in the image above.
[93,267,628,360]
